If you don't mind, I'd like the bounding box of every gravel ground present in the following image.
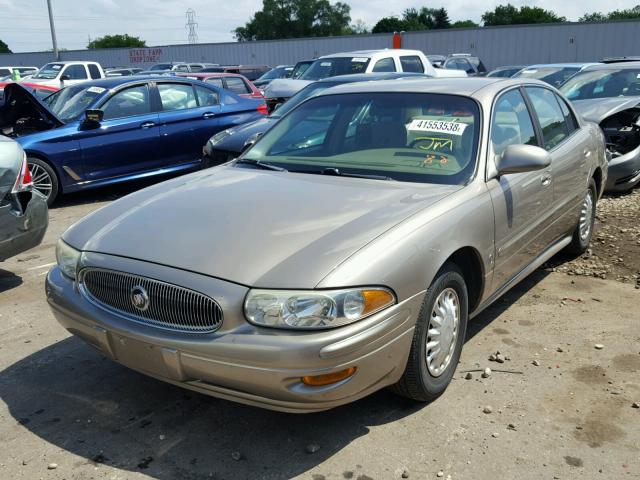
[0,183,638,480]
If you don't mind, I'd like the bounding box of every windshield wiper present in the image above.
[235,158,287,172]
[319,167,393,181]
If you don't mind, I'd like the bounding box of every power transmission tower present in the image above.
[185,9,198,44]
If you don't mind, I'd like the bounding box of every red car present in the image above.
[176,73,263,100]
[0,81,59,103]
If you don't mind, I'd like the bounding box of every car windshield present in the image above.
[258,67,290,81]
[43,84,104,122]
[560,68,640,99]
[32,63,65,80]
[243,92,479,185]
[149,63,172,71]
[300,57,371,80]
[271,82,334,118]
[515,67,580,87]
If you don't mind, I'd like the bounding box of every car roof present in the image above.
[176,72,246,79]
[317,72,430,84]
[63,76,195,89]
[44,60,100,65]
[523,63,600,69]
[320,49,423,59]
[581,61,640,70]
[313,77,546,98]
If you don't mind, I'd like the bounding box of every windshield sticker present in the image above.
[320,62,332,67]
[408,119,468,136]
[87,86,106,94]
[351,57,369,62]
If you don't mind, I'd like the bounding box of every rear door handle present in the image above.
[140,121,156,129]
[202,112,216,119]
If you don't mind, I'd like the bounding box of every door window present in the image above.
[225,77,251,95]
[206,77,224,88]
[195,85,219,107]
[88,64,102,79]
[556,94,579,134]
[372,57,396,73]
[101,85,151,120]
[525,87,569,150]
[400,56,425,73]
[491,89,538,156]
[158,83,198,111]
[63,65,88,80]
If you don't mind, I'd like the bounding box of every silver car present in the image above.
[46,78,607,412]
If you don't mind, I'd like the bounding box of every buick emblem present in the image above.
[130,285,150,311]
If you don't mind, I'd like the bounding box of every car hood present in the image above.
[263,78,312,99]
[215,117,277,152]
[64,166,460,288]
[572,96,640,123]
[0,83,63,132]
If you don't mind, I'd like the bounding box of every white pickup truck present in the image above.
[25,61,105,89]
[263,49,465,110]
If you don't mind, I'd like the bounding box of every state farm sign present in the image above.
[129,48,163,64]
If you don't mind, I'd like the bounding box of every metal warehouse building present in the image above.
[2,20,640,70]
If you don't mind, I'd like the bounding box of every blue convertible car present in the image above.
[0,77,267,204]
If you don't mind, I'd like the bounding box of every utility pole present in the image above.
[46,0,59,60]
[185,9,198,44]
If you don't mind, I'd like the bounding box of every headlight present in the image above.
[55,239,81,280]
[244,288,395,329]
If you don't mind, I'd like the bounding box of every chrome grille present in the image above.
[80,268,223,333]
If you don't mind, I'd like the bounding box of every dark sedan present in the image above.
[0,77,267,204]
[203,72,431,165]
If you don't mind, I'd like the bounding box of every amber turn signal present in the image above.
[362,289,395,316]
[302,367,357,386]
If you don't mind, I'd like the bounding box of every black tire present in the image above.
[27,157,59,206]
[565,178,597,255]
[391,263,469,402]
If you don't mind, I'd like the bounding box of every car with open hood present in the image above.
[46,77,606,413]
[560,62,640,191]
[0,137,47,261]
[0,77,267,204]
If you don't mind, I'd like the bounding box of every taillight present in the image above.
[12,154,33,193]
[257,104,268,116]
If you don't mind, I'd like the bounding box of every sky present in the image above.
[0,0,639,52]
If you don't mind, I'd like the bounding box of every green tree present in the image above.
[87,34,146,49]
[482,4,565,26]
[580,5,640,22]
[451,20,479,28]
[235,0,351,41]
[372,16,405,33]
[373,7,451,33]
[0,39,11,53]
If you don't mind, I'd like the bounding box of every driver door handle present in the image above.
[202,112,216,119]
[541,173,552,187]
[140,121,156,129]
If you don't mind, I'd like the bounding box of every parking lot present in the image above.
[1,180,638,480]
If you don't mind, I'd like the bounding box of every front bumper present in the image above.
[0,191,48,261]
[605,144,640,192]
[45,254,421,413]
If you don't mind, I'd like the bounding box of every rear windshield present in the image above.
[560,68,640,99]
[43,85,104,122]
[244,92,480,185]
[258,67,291,81]
[515,67,580,87]
[32,63,65,80]
[300,57,371,80]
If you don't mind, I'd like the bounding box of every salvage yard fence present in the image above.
[2,20,640,71]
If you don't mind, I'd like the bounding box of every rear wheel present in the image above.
[565,178,596,255]
[391,263,468,402]
[27,157,58,206]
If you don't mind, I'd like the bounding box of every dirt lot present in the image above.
[0,183,638,480]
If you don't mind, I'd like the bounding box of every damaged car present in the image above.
[47,78,606,412]
[561,62,640,191]
[0,137,48,262]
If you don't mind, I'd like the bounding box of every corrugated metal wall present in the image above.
[2,20,640,71]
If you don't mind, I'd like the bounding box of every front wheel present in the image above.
[391,263,469,402]
[27,157,59,206]
[565,178,597,255]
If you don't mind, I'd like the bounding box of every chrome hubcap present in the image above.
[426,288,459,377]
[27,162,53,199]
[579,191,594,241]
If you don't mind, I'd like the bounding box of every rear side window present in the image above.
[88,64,101,79]
[102,85,150,120]
[491,89,537,156]
[372,57,396,73]
[525,87,569,150]
[556,94,578,134]
[158,83,198,111]
[400,56,425,73]
[195,85,219,107]
[206,77,224,88]
[225,77,251,95]
[64,65,88,80]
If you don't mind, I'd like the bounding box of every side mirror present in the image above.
[81,109,104,129]
[60,74,70,82]
[496,144,551,176]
